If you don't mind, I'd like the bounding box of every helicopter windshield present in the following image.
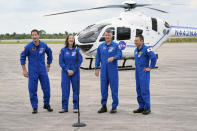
[78,23,110,44]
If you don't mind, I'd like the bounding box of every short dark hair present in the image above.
[65,34,75,47]
[105,29,113,34]
[31,29,39,35]
[135,34,144,41]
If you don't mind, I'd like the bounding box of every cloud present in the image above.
[189,0,197,7]
[0,0,197,34]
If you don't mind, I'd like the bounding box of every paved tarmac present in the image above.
[0,43,197,131]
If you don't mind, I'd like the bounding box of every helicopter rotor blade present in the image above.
[44,5,128,16]
[135,4,151,7]
[44,4,157,16]
[44,2,195,16]
[153,3,193,6]
[144,7,168,13]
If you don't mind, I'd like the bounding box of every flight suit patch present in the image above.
[108,47,114,52]
[32,47,36,51]
[39,48,44,54]
[72,52,76,56]
[138,52,143,58]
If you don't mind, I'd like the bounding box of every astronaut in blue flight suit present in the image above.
[95,30,122,114]
[59,34,83,113]
[20,29,53,114]
[133,34,157,115]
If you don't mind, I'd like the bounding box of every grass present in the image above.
[0,38,197,44]
[0,41,64,44]
[165,38,197,43]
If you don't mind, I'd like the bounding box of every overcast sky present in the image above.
[1,0,197,34]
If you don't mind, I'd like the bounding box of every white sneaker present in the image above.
[73,109,78,113]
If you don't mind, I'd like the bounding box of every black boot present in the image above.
[98,105,107,113]
[32,108,38,114]
[142,109,151,115]
[133,109,144,113]
[110,107,117,113]
[43,105,53,112]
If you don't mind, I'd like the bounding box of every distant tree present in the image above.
[65,31,68,35]
[12,32,16,37]
[0,31,75,40]
[39,30,46,35]
[5,33,10,36]
[73,32,77,36]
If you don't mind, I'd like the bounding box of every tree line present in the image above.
[0,30,77,40]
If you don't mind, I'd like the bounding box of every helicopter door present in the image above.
[99,27,115,42]
[145,18,158,46]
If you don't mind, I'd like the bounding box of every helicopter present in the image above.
[45,1,197,69]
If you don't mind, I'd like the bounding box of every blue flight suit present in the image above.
[134,44,157,110]
[95,41,122,108]
[20,41,53,109]
[59,47,83,110]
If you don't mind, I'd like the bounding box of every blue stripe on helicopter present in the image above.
[170,26,197,30]
[87,28,172,54]
[88,48,97,54]
[144,27,172,48]
[149,31,169,48]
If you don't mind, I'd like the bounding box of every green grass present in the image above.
[0,41,64,44]
[165,38,197,43]
[1,38,197,44]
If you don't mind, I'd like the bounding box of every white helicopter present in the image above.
[46,1,197,69]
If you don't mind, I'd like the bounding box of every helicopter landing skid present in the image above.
[80,58,135,70]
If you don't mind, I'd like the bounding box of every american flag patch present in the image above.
[147,48,152,52]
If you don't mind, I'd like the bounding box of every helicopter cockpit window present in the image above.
[76,24,95,36]
[99,27,115,42]
[78,23,110,44]
[117,27,131,40]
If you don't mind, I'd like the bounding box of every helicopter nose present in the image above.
[77,44,93,52]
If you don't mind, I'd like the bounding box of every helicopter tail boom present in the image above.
[169,26,197,38]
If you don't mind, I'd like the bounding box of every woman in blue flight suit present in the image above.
[59,34,83,113]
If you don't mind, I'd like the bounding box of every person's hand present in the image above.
[46,64,50,72]
[67,70,74,76]
[95,69,99,77]
[107,57,115,62]
[144,67,152,72]
[23,70,28,78]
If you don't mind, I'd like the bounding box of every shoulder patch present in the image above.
[147,48,152,52]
